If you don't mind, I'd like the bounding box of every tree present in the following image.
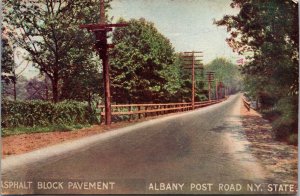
[60,60,102,105]
[1,33,15,85]
[2,75,29,100]
[205,57,242,96]
[3,0,112,102]
[215,0,298,97]
[215,0,298,141]
[174,54,206,102]
[25,75,52,100]
[1,30,18,100]
[160,53,183,102]
[110,18,178,103]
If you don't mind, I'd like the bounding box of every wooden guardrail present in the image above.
[98,97,228,123]
[242,98,251,111]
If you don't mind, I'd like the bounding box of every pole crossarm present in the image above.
[183,67,203,70]
[184,51,203,53]
[182,59,203,61]
[181,55,203,58]
[183,65,203,67]
[79,23,128,30]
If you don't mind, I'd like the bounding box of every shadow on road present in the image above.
[240,111,297,185]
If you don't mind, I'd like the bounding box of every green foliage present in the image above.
[215,0,298,141]
[197,94,208,101]
[3,0,111,102]
[160,55,182,102]
[112,107,132,122]
[1,100,99,128]
[1,35,15,84]
[60,61,102,104]
[215,0,298,97]
[205,57,242,95]
[175,54,206,102]
[111,21,207,104]
[270,96,298,139]
[110,18,179,103]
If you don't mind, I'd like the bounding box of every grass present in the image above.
[2,124,91,137]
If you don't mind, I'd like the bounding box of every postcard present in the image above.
[1,0,298,195]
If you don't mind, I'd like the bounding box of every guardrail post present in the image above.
[145,106,148,118]
[243,98,251,111]
[128,106,132,121]
[138,106,141,119]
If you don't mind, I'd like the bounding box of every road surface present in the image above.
[2,94,277,194]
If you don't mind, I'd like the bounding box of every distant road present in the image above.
[2,94,274,194]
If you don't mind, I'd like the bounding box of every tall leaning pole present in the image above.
[80,0,127,125]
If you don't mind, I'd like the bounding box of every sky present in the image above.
[19,0,242,79]
[109,0,241,64]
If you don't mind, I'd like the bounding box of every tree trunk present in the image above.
[52,73,59,103]
[13,80,16,101]
[13,72,17,101]
[45,76,49,100]
[88,91,92,108]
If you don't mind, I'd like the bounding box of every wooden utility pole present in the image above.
[208,82,211,101]
[215,79,218,100]
[99,0,106,24]
[218,81,224,98]
[80,0,127,125]
[181,51,203,109]
[205,71,215,101]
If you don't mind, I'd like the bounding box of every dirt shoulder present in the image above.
[2,119,150,158]
[1,112,184,158]
[240,100,298,185]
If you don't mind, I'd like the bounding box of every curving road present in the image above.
[2,94,276,194]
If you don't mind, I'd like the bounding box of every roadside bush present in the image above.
[272,117,294,140]
[270,97,298,142]
[262,109,281,122]
[112,107,131,122]
[288,134,298,146]
[197,94,208,101]
[1,100,99,128]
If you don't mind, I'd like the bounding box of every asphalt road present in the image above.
[2,94,276,194]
